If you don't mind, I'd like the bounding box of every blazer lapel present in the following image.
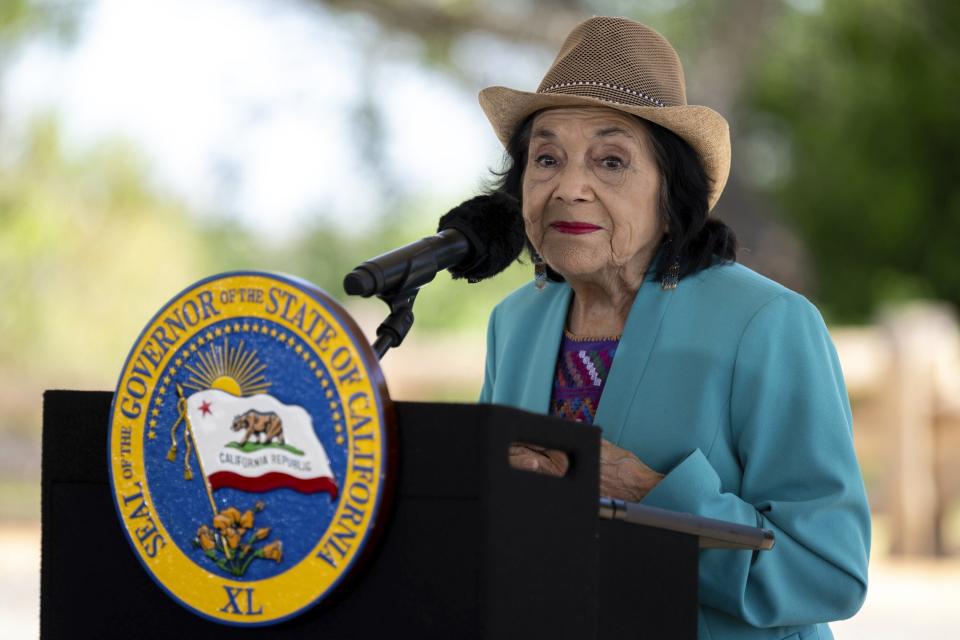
[594,277,674,443]
[518,283,572,415]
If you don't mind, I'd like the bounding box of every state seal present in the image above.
[108,272,395,625]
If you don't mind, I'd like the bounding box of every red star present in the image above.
[199,400,213,417]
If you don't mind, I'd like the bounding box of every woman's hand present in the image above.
[508,443,570,476]
[508,439,663,501]
[599,439,663,502]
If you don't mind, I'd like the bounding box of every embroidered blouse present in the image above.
[549,330,620,424]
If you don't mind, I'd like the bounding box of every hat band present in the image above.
[539,81,665,108]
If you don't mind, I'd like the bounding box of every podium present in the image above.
[41,390,699,639]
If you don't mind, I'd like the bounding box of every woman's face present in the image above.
[522,107,664,286]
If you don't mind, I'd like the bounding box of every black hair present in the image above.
[491,111,737,284]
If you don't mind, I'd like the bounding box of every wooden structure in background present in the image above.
[834,303,960,556]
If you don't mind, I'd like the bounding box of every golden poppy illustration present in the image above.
[108,272,393,626]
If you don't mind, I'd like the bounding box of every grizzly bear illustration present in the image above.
[231,410,285,446]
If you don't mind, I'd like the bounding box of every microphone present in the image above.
[343,192,526,298]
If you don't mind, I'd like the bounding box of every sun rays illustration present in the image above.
[182,337,271,397]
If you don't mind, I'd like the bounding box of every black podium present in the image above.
[41,390,699,639]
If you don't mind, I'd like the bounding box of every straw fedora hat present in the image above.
[479,16,730,211]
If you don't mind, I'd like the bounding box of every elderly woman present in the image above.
[477,17,870,640]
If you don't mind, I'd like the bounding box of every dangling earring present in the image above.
[533,251,547,290]
[660,261,680,290]
[660,237,680,290]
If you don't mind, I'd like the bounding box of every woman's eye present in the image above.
[600,156,624,170]
[535,154,558,168]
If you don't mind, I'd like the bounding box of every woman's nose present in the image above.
[553,162,595,204]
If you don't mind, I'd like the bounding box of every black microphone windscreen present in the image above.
[437,192,525,282]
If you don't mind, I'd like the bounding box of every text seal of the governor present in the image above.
[108,272,396,626]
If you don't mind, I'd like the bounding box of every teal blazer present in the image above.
[480,262,870,640]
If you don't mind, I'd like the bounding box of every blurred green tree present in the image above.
[746,0,960,321]
[0,0,84,118]
[0,0,81,55]
[0,117,213,381]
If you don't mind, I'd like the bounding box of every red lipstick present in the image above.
[550,221,602,235]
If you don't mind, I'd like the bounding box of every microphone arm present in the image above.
[369,288,419,361]
[344,229,471,360]
[343,192,524,359]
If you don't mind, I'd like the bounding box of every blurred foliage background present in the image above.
[1,0,958,530]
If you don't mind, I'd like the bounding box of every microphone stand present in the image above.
[371,288,419,360]
[345,232,467,360]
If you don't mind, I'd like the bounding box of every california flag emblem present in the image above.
[108,272,394,626]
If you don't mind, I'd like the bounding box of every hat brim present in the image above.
[479,86,731,211]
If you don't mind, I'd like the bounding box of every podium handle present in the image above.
[491,409,602,485]
[599,498,776,551]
